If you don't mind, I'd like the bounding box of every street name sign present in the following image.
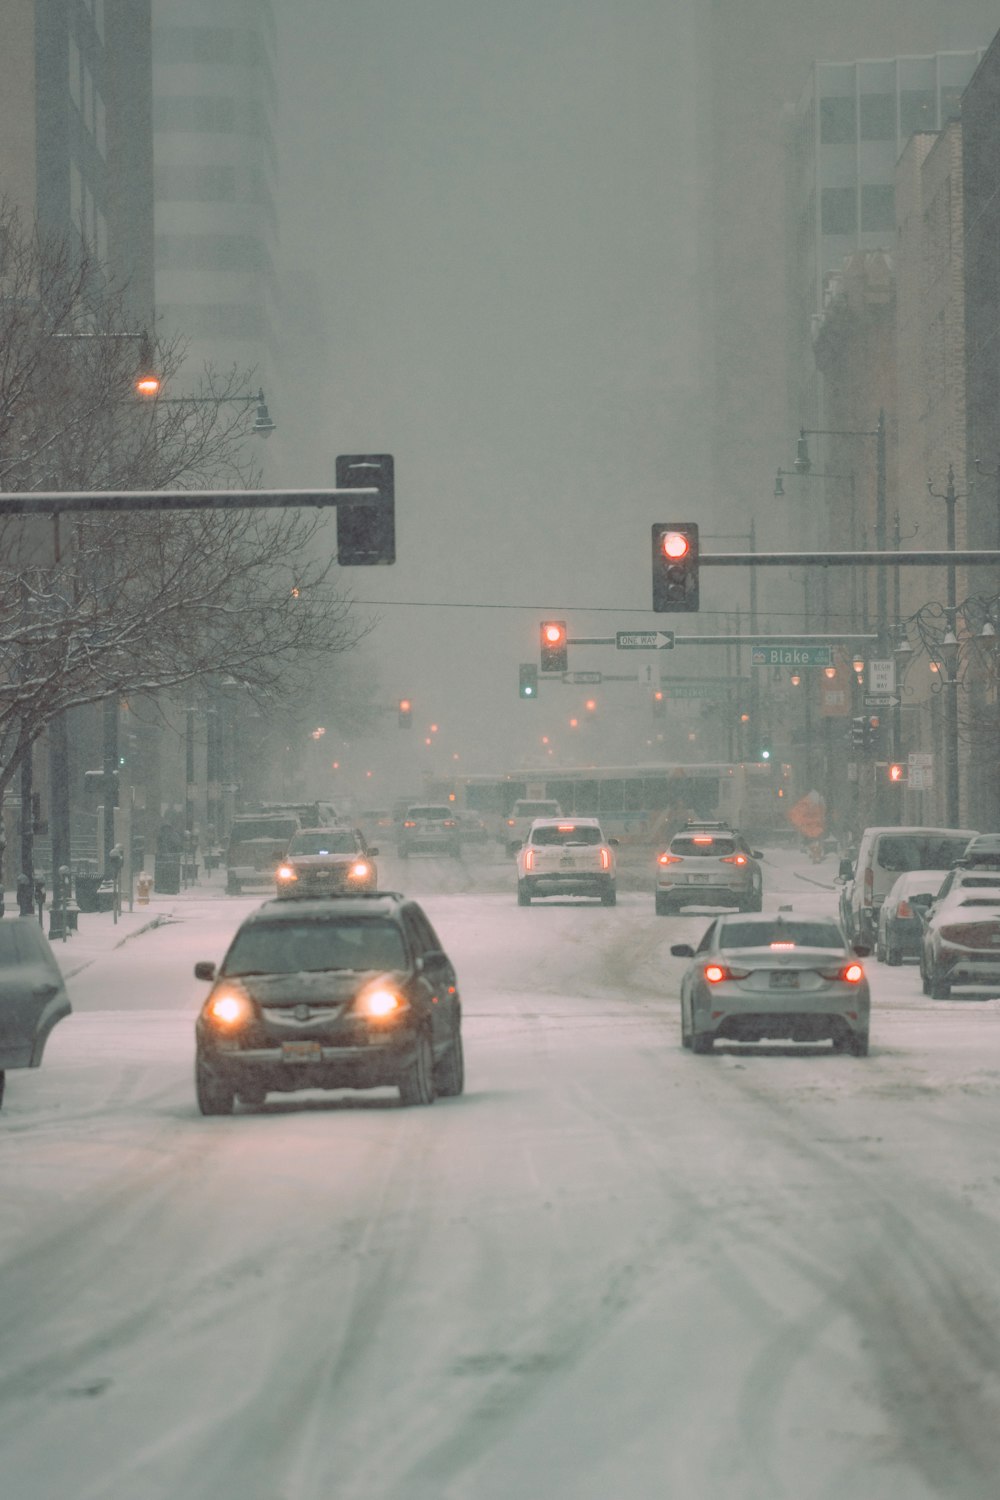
[751,644,832,666]
[661,682,728,700]
[616,630,675,650]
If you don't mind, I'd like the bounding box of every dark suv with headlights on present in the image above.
[193,893,464,1113]
[275,826,378,897]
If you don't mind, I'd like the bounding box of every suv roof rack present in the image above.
[684,818,732,831]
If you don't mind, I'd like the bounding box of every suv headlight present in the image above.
[354,985,410,1020]
[206,987,254,1026]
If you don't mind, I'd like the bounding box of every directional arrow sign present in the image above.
[751,644,832,666]
[616,630,675,650]
[563,671,603,684]
[864,694,900,708]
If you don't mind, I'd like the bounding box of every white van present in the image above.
[843,825,977,944]
[503,799,564,855]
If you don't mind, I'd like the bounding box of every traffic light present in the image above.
[851,716,866,750]
[540,621,568,673]
[652,689,665,718]
[336,454,395,565]
[398,698,412,727]
[865,714,881,752]
[519,664,539,699]
[888,762,906,784]
[652,523,699,612]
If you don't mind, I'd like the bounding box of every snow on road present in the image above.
[3,847,1000,1499]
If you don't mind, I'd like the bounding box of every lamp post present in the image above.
[795,412,887,647]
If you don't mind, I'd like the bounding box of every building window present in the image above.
[900,90,936,136]
[861,183,895,233]
[860,93,895,141]
[821,186,856,235]
[820,95,855,145]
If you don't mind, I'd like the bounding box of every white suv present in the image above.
[504,799,563,855]
[516,817,617,906]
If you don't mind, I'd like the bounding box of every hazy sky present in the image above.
[272,1,706,787]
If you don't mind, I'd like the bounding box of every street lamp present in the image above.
[795,412,887,646]
[151,386,275,437]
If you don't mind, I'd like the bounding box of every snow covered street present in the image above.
[3,847,1000,1499]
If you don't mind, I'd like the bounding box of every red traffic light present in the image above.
[660,530,690,560]
[540,620,569,673]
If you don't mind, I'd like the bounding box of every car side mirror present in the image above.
[852,944,871,958]
[670,943,695,958]
[194,960,216,981]
[910,893,932,908]
[417,950,446,971]
[608,837,620,847]
[838,859,854,880]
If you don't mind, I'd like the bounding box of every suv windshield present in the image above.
[671,836,738,857]
[531,824,602,847]
[719,921,843,950]
[877,835,970,873]
[228,818,298,843]
[224,918,407,976]
[287,831,358,855]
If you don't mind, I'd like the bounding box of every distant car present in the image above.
[0,918,73,1108]
[226,812,302,894]
[655,822,763,915]
[671,911,871,1055]
[397,805,462,859]
[919,870,1000,999]
[503,799,564,855]
[458,811,490,845]
[841,825,976,945]
[875,869,949,964]
[960,833,1000,868]
[516,817,617,906]
[275,826,378,898]
[193,892,464,1113]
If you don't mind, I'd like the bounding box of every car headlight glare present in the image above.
[349,861,371,880]
[276,864,297,882]
[356,986,408,1019]
[208,991,253,1025]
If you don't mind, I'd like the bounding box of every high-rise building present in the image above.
[0,0,154,321]
[152,0,277,384]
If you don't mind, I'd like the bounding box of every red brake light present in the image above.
[720,853,747,865]
[897,899,912,919]
[403,820,416,828]
[557,823,575,832]
[704,963,749,984]
[692,836,713,845]
[600,846,611,870]
[658,852,683,865]
[843,963,864,983]
[524,849,535,871]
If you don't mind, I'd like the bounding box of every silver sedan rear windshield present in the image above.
[719,921,843,950]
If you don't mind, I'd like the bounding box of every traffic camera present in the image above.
[539,621,568,673]
[652,523,699,612]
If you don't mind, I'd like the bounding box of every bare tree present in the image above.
[0,203,371,802]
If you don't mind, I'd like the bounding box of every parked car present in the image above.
[655,821,763,915]
[875,870,949,964]
[193,892,464,1113]
[397,805,462,859]
[275,827,378,898]
[516,817,617,906]
[960,832,1000,868]
[225,812,302,894]
[503,799,564,855]
[671,911,871,1055]
[919,868,1000,998]
[841,825,976,945]
[0,917,73,1108]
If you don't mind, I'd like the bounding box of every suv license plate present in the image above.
[282,1040,322,1062]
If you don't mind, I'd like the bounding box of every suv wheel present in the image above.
[434,1029,465,1097]
[655,892,672,916]
[517,880,532,906]
[398,1030,435,1106]
[196,1056,235,1116]
[929,966,952,1001]
[600,885,617,907]
[691,1030,715,1055]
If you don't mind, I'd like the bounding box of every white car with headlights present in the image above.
[671,911,871,1055]
[516,817,618,906]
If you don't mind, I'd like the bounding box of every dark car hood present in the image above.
[229,968,402,1006]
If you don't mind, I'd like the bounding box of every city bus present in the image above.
[424,762,789,846]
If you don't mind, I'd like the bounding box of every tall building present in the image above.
[962,32,1000,552]
[152,0,277,384]
[697,2,997,546]
[0,0,154,321]
[787,51,983,438]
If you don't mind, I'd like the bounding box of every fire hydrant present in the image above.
[137,871,153,906]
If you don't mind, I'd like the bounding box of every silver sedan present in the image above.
[671,912,871,1056]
